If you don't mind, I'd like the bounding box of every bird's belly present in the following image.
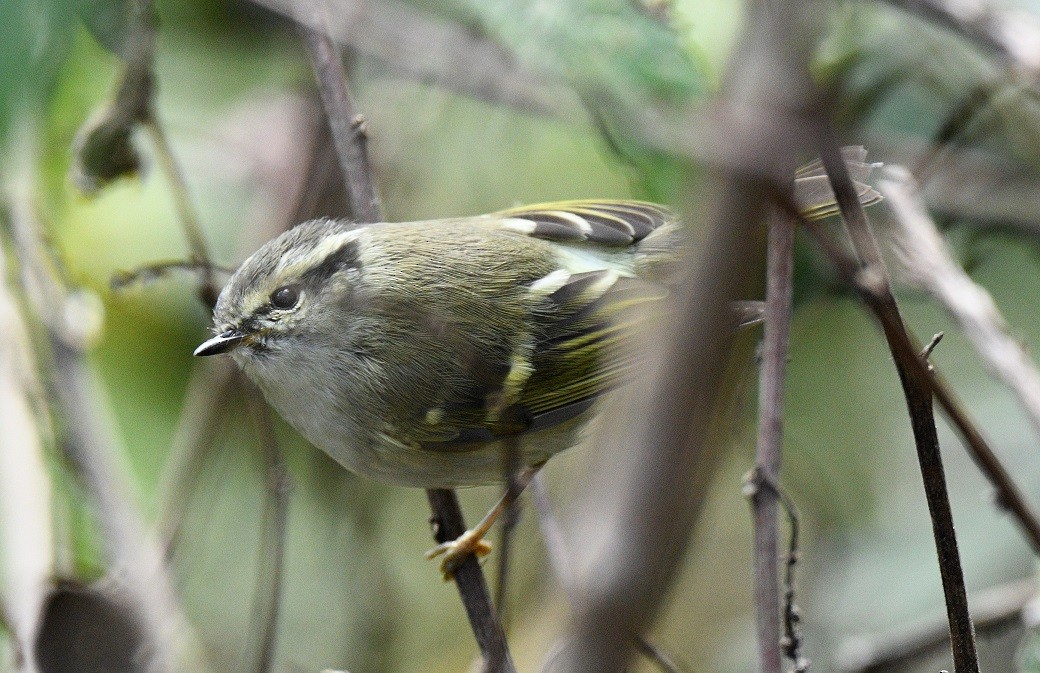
[246,357,592,487]
[305,412,591,488]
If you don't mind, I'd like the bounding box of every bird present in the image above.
[193,150,882,575]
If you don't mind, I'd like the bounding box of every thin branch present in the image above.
[876,167,1040,555]
[815,130,980,673]
[144,118,218,306]
[110,259,234,292]
[427,489,517,673]
[883,167,1040,456]
[295,16,515,669]
[300,18,382,224]
[748,208,796,673]
[793,192,1040,559]
[148,109,290,673]
[775,482,808,672]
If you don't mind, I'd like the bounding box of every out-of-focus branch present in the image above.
[552,0,821,664]
[256,0,574,119]
[531,476,684,673]
[158,97,334,557]
[875,166,1040,555]
[557,66,818,673]
[5,139,180,673]
[867,135,1040,236]
[255,0,834,186]
[882,168,1040,446]
[877,0,1040,74]
[748,209,796,673]
[300,19,382,223]
[838,577,1036,673]
[814,132,980,673]
[161,95,351,673]
[0,231,54,673]
[557,160,775,673]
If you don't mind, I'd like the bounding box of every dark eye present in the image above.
[270,285,300,310]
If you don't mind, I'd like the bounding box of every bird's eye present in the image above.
[270,285,300,310]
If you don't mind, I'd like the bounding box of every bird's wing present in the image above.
[414,268,662,448]
[409,201,671,449]
[490,200,674,246]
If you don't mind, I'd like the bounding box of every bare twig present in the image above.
[748,209,796,673]
[815,130,980,673]
[795,192,1040,561]
[300,19,382,223]
[775,482,808,672]
[427,489,517,673]
[883,168,1040,449]
[873,168,1040,556]
[110,259,233,291]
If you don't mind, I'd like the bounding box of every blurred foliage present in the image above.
[5,0,1040,672]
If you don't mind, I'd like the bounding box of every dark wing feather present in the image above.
[493,200,673,246]
[415,268,663,447]
[412,200,672,448]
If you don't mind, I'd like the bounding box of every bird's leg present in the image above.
[426,464,541,580]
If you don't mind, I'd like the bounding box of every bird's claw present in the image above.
[425,529,493,580]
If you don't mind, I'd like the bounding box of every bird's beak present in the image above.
[194,329,247,356]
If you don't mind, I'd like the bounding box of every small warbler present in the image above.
[194,151,880,571]
[195,201,675,488]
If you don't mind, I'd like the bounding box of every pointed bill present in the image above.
[194,329,247,356]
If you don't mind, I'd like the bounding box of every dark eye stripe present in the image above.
[301,240,361,286]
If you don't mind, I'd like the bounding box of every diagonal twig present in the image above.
[813,129,980,673]
[300,18,382,224]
